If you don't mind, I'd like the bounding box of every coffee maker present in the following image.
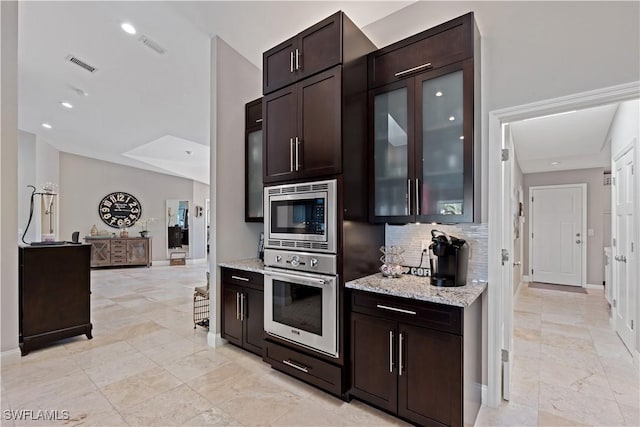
[429,229,469,287]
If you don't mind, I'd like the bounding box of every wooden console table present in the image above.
[84,237,151,268]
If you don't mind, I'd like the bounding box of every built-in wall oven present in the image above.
[263,249,339,358]
[264,179,337,253]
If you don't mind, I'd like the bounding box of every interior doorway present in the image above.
[487,81,640,407]
[528,184,587,287]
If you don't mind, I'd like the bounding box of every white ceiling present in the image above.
[510,104,618,174]
[18,1,620,183]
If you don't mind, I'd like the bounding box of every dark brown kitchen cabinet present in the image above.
[263,12,342,95]
[19,244,93,355]
[245,97,263,222]
[369,12,480,224]
[220,267,264,356]
[263,11,375,187]
[349,289,481,427]
[264,66,342,183]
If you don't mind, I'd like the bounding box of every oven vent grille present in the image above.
[268,188,281,195]
[268,240,280,247]
[282,241,295,247]
[281,187,295,194]
[312,243,329,250]
[297,242,312,249]
[312,183,329,191]
[296,185,311,192]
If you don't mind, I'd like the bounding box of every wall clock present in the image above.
[98,192,142,228]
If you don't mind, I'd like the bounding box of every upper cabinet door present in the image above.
[296,12,341,82]
[415,61,475,224]
[263,37,298,95]
[263,86,298,183]
[263,12,342,95]
[370,80,415,224]
[297,66,342,179]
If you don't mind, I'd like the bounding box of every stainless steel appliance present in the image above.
[263,249,339,358]
[264,179,337,254]
[429,229,469,287]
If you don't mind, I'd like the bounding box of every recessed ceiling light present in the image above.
[42,123,52,129]
[449,116,455,121]
[459,136,464,140]
[121,22,136,35]
[551,161,560,165]
[60,101,73,109]
[435,91,443,97]
[185,150,193,155]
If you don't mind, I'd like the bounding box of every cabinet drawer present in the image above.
[368,15,472,88]
[350,290,462,335]
[221,268,263,290]
[264,340,342,396]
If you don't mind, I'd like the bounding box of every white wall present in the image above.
[606,99,640,357]
[510,126,525,292]
[191,180,209,260]
[522,168,608,286]
[59,153,206,261]
[18,130,36,243]
[209,36,262,341]
[1,0,19,353]
[364,1,640,222]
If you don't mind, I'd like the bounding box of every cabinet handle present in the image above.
[407,179,411,216]
[389,331,394,373]
[283,359,309,373]
[399,332,404,376]
[255,118,263,123]
[231,275,249,282]
[290,138,294,172]
[376,304,417,315]
[240,293,245,321]
[236,292,240,320]
[290,51,294,73]
[295,49,301,71]
[295,137,301,171]
[394,62,432,78]
[415,178,420,216]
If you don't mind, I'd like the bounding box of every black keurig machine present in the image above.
[429,229,469,287]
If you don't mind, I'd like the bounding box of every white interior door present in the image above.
[530,185,585,286]
[614,147,636,353]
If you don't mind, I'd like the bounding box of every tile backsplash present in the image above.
[385,223,488,282]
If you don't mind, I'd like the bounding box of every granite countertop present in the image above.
[218,258,265,274]
[345,273,486,308]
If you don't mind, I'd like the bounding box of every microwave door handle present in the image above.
[267,271,326,285]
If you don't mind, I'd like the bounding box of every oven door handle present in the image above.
[265,271,327,285]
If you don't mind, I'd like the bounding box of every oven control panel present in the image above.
[264,248,336,275]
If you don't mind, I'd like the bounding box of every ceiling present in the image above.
[18,1,620,183]
[510,104,618,174]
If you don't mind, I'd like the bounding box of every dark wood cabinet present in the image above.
[263,11,375,186]
[85,237,151,268]
[264,67,342,183]
[245,97,264,222]
[220,267,264,356]
[348,289,481,427]
[263,12,341,95]
[368,12,480,224]
[19,244,93,355]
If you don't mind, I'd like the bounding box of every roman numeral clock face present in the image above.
[98,192,142,228]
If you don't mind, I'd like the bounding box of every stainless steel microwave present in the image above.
[264,179,337,254]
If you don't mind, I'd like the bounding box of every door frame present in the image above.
[528,183,587,287]
[487,81,640,407]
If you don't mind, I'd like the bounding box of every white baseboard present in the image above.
[152,258,207,267]
[481,384,488,405]
[522,275,530,282]
[586,283,604,289]
[1,348,21,360]
[207,332,226,348]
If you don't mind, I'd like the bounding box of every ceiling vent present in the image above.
[65,55,97,73]
[139,36,166,55]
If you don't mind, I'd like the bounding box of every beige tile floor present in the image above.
[475,283,640,426]
[1,265,637,426]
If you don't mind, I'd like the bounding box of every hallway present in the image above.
[476,283,639,426]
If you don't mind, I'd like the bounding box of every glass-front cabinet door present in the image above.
[371,81,414,223]
[415,61,474,223]
[246,129,263,220]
